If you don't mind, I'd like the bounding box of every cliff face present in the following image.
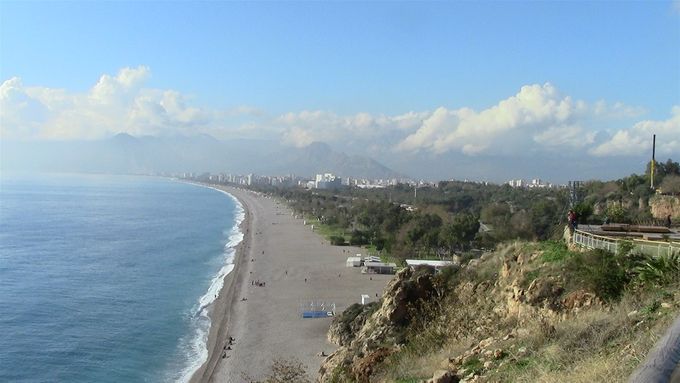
[319,267,440,382]
[649,195,680,219]
[319,242,679,383]
[319,247,581,382]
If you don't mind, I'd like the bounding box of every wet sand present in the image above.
[191,186,392,382]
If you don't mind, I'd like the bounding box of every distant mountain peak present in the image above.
[111,132,136,140]
[271,141,400,179]
[110,133,140,146]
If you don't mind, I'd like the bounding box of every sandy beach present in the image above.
[190,186,392,382]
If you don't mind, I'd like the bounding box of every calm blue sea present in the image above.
[0,173,243,382]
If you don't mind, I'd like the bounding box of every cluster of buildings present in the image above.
[175,171,563,191]
[178,172,301,187]
[507,178,556,188]
[176,171,423,190]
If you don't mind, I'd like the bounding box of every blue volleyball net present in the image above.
[300,300,336,318]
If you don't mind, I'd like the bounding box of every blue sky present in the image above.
[2,1,678,114]
[1,1,679,180]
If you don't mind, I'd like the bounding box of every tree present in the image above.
[528,201,555,239]
[659,175,680,195]
[606,204,628,223]
[440,213,480,253]
[573,202,593,224]
[406,213,443,250]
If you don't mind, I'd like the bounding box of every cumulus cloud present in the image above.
[277,110,426,148]
[2,71,669,162]
[395,83,593,155]
[0,66,255,140]
[272,84,657,158]
[590,106,680,156]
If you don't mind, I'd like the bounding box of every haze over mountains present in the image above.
[2,132,654,183]
[1,134,402,179]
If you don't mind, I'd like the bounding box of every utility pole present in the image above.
[651,134,656,190]
[568,181,583,208]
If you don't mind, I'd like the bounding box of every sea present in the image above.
[0,173,244,382]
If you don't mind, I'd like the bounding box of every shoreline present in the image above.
[188,185,251,383]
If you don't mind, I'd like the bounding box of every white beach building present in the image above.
[362,262,397,274]
[405,259,455,272]
[346,256,362,267]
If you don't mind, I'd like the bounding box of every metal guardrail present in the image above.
[572,229,680,257]
[572,230,621,254]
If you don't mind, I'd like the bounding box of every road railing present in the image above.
[572,229,680,257]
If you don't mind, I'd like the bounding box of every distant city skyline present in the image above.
[1,1,678,181]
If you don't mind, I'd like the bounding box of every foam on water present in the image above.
[174,185,245,383]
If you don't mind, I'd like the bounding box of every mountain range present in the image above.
[1,134,403,179]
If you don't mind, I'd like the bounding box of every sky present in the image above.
[1,1,679,181]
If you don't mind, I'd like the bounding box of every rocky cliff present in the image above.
[320,267,440,382]
[318,242,680,383]
[649,195,680,220]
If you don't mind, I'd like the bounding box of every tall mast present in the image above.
[651,134,656,189]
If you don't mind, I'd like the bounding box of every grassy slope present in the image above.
[370,241,680,383]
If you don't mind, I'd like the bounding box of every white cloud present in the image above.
[590,106,680,156]
[1,71,669,162]
[396,83,592,155]
[277,110,426,148]
[0,66,255,140]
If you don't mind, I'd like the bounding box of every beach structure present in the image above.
[361,294,371,305]
[405,259,455,272]
[362,261,397,274]
[299,300,336,318]
[363,255,381,263]
[346,256,362,267]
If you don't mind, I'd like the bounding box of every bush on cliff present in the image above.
[329,235,346,246]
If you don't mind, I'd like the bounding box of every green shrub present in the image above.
[329,235,346,246]
[640,300,661,316]
[522,269,541,287]
[634,252,680,285]
[349,230,369,246]
[565,250,631,301]
[462,357,484,375]
[540,240,573,263]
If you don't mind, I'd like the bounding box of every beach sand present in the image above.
[191,186,392,382]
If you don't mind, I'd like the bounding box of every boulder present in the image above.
[430,369,459,383]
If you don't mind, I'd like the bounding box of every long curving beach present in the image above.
[191,186,392,382]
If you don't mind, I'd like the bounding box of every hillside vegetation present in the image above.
[318,241,679,383]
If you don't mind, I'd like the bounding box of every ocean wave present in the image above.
[173,184,245,383]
